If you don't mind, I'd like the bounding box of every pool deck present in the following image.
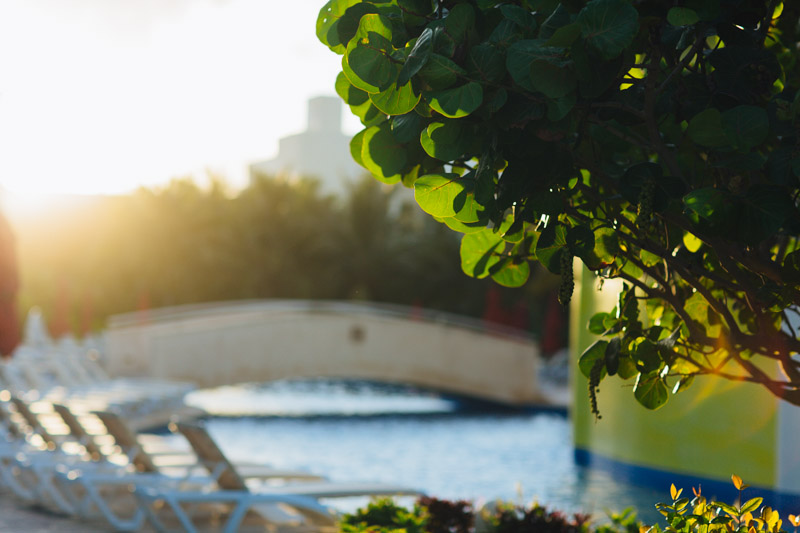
[0,490,153,532]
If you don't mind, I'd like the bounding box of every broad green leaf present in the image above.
[344,15,397,93]
[398,0,434,16]
[444,216,488,234]
[657,328,682,364]
[468,44,507,84]
[334,3,381,51]
[500,216,526,243]
[529,190,564,217]
[444,3,475,43]
[672,374,695,393]
[685,0,721,21]
[420,121,471,161]
[634,371,669,410]
[491,258,530,287]
[605,337,621,376]
[460,228,505,278]
[500,4,537,33]
[583,224,619,270]
[486,88,508,113]
[414,173,465,217]
[546,91,576,121]
[572,40,623,98]
[717,502,740,517]
[739,185,793,243]
[489,19,523,46]
[361,124,406,183]
[317,0,363,53]
[579,340,608,378]
[400,164,421,188]
[620,258,643,279]
[453,187,486,223]
[343,53,379,94]
[426,82,484,118]
[539,4,570,40]
[418,54,467,90]
[588,312,612,334]
[397,28,433,86]
[545,23,581,47]
[535,223,568,274]
[494,214,516,236]
[531,60,577,99]
[390,112,422,143]
[347,43,396,92]
[667,7,699,26]
[617,356,639,380]
[683,231,702,252]
[507,41,569,91]
[577,0,639,60]
[640,249,660,267]
[350,129,367,167]
[687,108,728,148]
[349,98,385,127]
[369,81,421,115]
[631,338,661,373]
[335,72,369,106]
[567,225,595,258]
[722,106,769,151]
[683,187,729,222]
[741,498,763,515]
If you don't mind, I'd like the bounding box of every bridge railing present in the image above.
[108,299,537,342]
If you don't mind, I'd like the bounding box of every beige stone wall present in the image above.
[104,302,543,406]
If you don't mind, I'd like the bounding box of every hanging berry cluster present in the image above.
[636,179,655,230]
[588,358,603,420]
[558,251,574,306]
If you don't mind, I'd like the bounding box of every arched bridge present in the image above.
[104,300,555,407]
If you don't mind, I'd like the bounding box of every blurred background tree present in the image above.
[11,174,564,350]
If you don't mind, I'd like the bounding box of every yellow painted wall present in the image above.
[570,264,777,487]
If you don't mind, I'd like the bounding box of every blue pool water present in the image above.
[181,380,668,524]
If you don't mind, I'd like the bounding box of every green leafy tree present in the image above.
[317,0,800,410]
[15,174,508,332]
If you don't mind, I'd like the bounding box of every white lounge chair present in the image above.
[95,410,325,482]
[130,420,424,532]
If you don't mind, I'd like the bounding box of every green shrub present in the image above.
[338,480,800,533]
[646,476,798,533]
[419,496,474,533]
[594,509,642,533]
[480,501,591,533]
[340,498,427,533]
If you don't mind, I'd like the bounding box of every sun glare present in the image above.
[1,190,68,222]
[0,0,343,199]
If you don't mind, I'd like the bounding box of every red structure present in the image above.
[0,213,20,357]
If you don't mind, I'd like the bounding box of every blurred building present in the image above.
[249,96,365,196]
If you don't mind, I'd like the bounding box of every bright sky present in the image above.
[0,0,359,200]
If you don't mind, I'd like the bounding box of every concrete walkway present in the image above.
[0,491,138,532]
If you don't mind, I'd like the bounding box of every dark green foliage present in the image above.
[318,0,800,409]
[485,502,591,533]
[418,496,473,533]
[340,497,616,533]
[339,480,798,533]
